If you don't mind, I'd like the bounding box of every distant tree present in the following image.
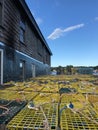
[64,67,67,74]
[57,66,62,74]
[51,66,76,75]
[71,67,77,74]
[94,66,98,70]
[66,65,73,75]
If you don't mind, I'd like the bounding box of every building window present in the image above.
[46,54,48,62]
[37,39,43,56]
[0,3,2,25]
[20,20,25,43]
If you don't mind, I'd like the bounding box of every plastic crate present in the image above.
[60,103,98,130]
[61,93,86,104]
[34,93,60,104]
[7,103,58,130]
[88,94,98,103]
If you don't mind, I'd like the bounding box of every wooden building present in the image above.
[0,0,52,83]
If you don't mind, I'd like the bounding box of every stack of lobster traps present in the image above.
[0,75,98,129]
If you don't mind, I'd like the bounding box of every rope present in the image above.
[69,101,98,125]
[0,106,9,117]
[40,106,50,130]
[78,111,98,125]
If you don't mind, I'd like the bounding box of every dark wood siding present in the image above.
[2,0,19,47]
[0,3,2,25]
[0,0,51,65]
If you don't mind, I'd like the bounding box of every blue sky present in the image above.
[25,0,98,67]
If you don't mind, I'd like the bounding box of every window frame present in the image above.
[19,19,25,44]
[37,39,43,56]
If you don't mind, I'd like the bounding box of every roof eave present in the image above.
[18,0,52,55]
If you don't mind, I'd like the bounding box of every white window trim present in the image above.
[0,49,3,84]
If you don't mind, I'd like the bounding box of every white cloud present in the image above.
[47,23,84,40]
[64,24,84,32]
[47,28,63,40]
[36,17,43,25]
